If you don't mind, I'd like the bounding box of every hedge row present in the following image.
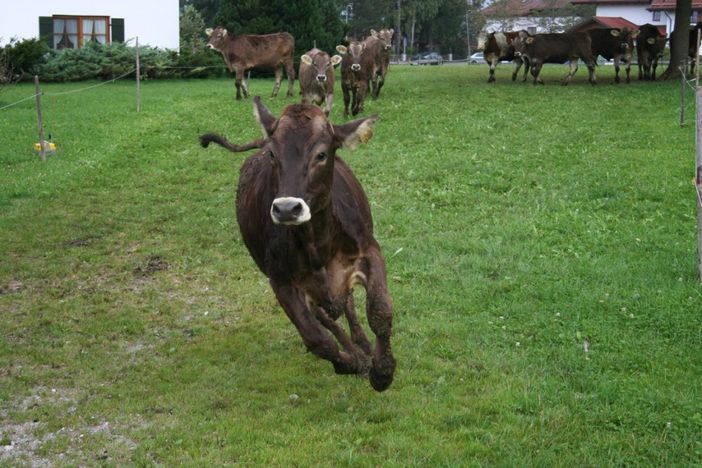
[1,38,229,83]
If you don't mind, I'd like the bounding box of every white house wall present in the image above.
[0,0,179,49]
[595,5,672,32]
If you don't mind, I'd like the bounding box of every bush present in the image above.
[35,41,226,82]
[1,37,49,82]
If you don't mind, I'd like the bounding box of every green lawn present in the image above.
[1,64,701,465]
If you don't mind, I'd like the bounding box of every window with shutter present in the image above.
[41,15,115,49]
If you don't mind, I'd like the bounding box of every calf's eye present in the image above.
[316,152,328,162]
[266,150,275,160]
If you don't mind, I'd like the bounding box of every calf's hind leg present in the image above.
[272,67,283,97]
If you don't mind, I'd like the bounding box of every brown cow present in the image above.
[636,24,667,81]
[337,41,376,116]
[199,97,396,392]
[476,31,530,83]
[587,28,639,84]
[370,28,394,98]
[513,31,597,85]
[299,48,342,116]
[205,27,295,100]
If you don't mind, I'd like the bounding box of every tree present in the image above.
[661,0,693,80]
[180,5,207,55]
[180,0,221,26]
[213,0,346,55]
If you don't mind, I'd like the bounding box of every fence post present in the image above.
[696,87,702,282]
[136,36,141,112]
[34,75,46,162]
[681,65,687,127]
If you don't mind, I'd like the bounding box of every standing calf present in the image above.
[199,97,396,392]
[636,24,667,81]
[299,48,342,116]
[337,41,376,116]
[206,27,295,100]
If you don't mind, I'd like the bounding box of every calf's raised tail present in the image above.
[199,133,265,153]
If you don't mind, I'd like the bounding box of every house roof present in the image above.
[648,0,702,10]
[566,16,667,33]
[483,0,578,16]
[574,15,640,29]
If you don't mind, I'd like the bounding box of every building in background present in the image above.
[482,0,590,33]
[0,0,179,50]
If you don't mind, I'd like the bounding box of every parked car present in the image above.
[469,52,486,64]
[411,52,444,66]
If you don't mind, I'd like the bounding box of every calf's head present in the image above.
[612,28,638,60]
[337,42,365,72]
[251,97,378,225]
[371,28,395,51]
[301,50,342,83]
[205,26,228,52]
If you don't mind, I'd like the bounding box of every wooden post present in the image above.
[696,28,701,88]
[696,87,702,281]
[136,36,141,112]
[681,65,686,127]
[34,75,46,162]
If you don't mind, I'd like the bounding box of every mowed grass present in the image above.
[1,63,701,465]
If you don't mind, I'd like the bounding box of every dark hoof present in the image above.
[369,355,396,392]
[369,366,394,392]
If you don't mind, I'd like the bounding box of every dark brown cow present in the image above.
[513,31,597,85]
[636,23,667,81]
[199,97,396,392]
[206,26,295,100]
[370,28,394,98]
[299,48,342,116]
[476,31,529,83]
[337,40,376,116]
[587,28,639,83]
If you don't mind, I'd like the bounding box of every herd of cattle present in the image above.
[198,22,699,392]
[478,23,702,85]
[205,26,394,116]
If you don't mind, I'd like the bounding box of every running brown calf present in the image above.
[199,97,396,391]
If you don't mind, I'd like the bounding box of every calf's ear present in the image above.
[632,30,640,38]
[331,54,342,66]
[336,44,348,55]
[333,115,379,150]
[205,28,213,37]
[646,37,655,45]
[610,29,620,37]
[525,37,535,44]
[252,96,277,138]
[370,29,378,37]
[301,54,313,66]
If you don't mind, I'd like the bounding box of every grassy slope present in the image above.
[1,64,701,465]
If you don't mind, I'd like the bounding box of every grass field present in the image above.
[1,63,701,465]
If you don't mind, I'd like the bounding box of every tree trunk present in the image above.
[395,0,402,55]
[661,0,693,79]
[410,13,416,55]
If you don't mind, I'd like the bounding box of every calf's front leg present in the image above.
[362,244,396,392]
[271,281,364,375]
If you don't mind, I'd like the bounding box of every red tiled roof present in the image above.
[592,16,639,28]
[483,0,577,16]
[649,0,702,10]
[567,16,666,33]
